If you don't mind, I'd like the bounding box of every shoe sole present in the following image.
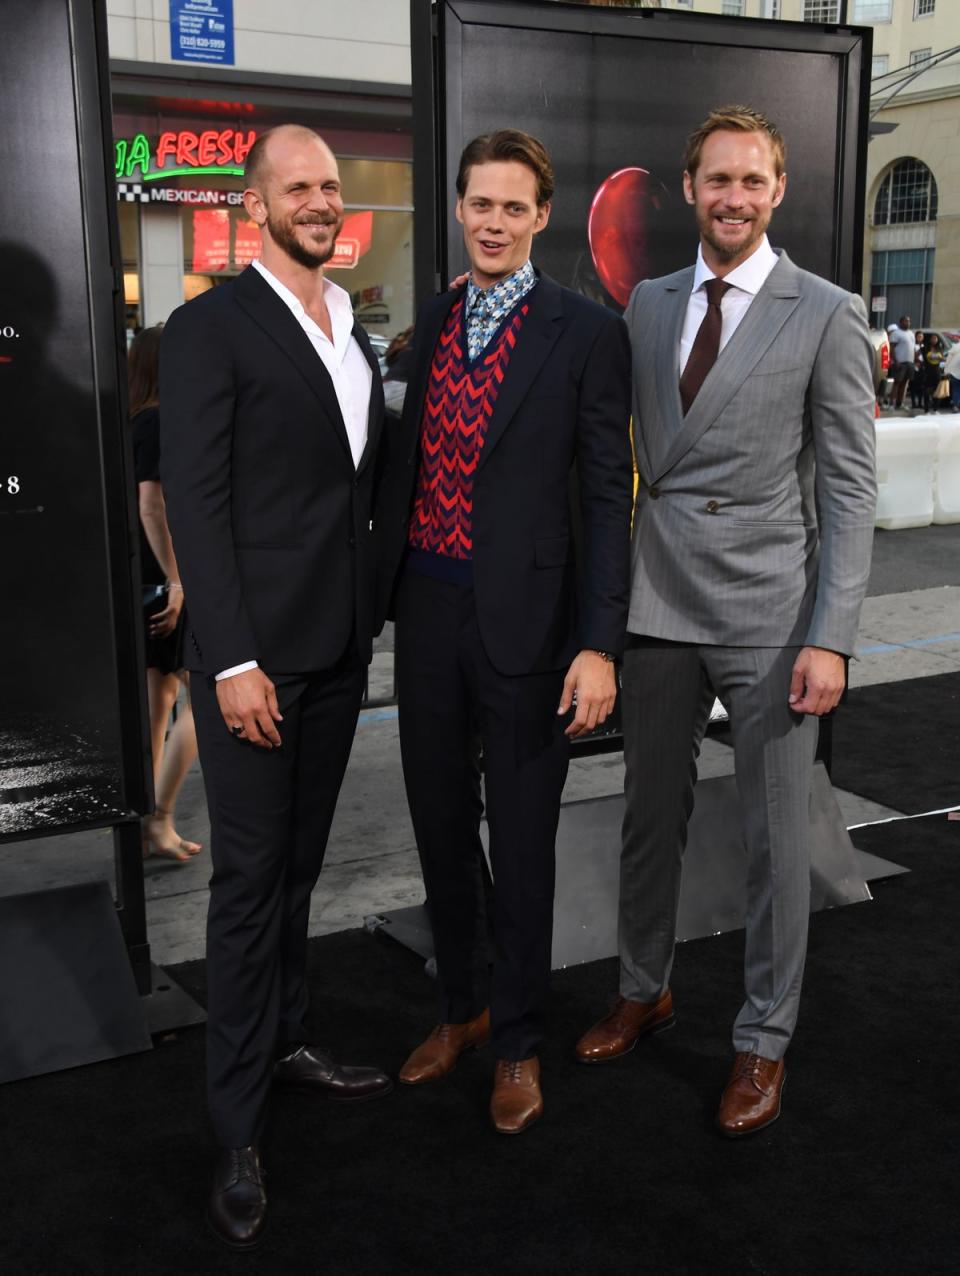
[574,1013,676,1065]
[715,1076,786,1138]
[491,1109,544,1136]
[275,1078,395,1102]
[206,1211,268,1251]
[398,1038,490,1086]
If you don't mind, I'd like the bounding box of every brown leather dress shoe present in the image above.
[490,1056,543,1135]
[716,1051,785,1137]
[398,1008,490,1085]
[574,990,675,1063]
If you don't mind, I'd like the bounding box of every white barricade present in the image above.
[933,415,960,524]
[874,416,939,530]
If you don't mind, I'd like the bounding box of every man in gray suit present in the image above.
[575,105,877,1135]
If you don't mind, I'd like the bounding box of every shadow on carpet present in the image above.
[1,816,957,1275]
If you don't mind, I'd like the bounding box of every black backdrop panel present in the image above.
[0,0,149,840]
[418,1,870,305]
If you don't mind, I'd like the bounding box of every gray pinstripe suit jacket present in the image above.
[625,250,877,656]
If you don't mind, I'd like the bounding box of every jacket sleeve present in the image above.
[574,312,635,656]
[159,302,259,677]
[805,292,878,655]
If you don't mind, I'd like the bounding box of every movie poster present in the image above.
[0,0,142,837]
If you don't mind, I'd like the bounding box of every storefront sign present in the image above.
[115,129,256,181]
[170,0,234,66]
[327,211,373,270]
[116,182,246,206]
[192,209,230,272]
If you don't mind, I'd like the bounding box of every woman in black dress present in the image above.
[129,325,202,862]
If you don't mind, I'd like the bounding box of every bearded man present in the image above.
[161,124,392,1249]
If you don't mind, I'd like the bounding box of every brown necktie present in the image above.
[679,277,731,415]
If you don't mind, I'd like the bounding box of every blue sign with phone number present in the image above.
[170,0,234,66]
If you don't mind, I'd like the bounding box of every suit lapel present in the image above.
[654,252,803,480]
[234,266,354,466]
[643,271,694,478]
[478,272,564,470]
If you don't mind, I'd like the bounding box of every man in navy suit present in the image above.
[380,130,633,1134]
[161,125,393,1249]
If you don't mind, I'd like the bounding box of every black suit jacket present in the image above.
[378,272,633,676]
[159,265,385,678]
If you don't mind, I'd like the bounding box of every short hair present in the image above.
[243,123,328,191]
[684,105,786,180]
[456,129,555,206]
[898,314,911,327]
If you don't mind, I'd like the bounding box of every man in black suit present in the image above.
[380,130,633,1134]
[160,124,392,1249]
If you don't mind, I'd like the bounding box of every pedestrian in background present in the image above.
[128,324,201,863]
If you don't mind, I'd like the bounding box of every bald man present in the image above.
[161,125,392,1249]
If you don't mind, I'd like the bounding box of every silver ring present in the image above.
[231,724,245,737]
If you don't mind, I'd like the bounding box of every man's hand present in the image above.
[149,589,183,639]
[557,650,617,739]
[449,271,470,290]
[788,646,845,717]
[216,668,283,748]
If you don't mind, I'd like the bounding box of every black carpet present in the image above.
[1,816,958,1274]
[832,671,960,814]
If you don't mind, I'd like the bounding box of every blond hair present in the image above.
[684,105,786,179]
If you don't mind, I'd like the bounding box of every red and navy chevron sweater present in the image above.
[407,296,528,582]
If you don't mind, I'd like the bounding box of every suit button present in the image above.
[347,536,355,546]
[648,485,661,500]
[706,500,720,514]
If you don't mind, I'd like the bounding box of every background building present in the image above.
[106,1,412,341]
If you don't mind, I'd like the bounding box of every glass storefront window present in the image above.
[117,200,141,338]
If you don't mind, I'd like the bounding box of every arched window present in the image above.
[874,159,938,225]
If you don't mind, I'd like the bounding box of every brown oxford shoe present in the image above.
[398,1008,491,1085]
[574,989,675,1063]
[716,1051,786,1137]
[490,1056,543,1135]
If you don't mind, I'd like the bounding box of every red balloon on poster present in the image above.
[588,167,659,307]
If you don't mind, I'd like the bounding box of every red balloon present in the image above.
[588,167,657,307]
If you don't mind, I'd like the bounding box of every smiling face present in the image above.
[243,129,344,272]
[455,160,550,289]
[683,128,785,275]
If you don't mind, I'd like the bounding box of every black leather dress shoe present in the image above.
[207,1145,267,1251]
[273,1045,394,1101]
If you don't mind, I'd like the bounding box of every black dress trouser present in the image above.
[191,649,364,1148]
[396,567,570,1061]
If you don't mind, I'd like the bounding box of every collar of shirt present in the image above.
[252,258,356,365]
[691,234,779,300]
[464,260,537,360]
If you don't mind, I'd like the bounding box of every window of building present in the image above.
[803,0,839,20]
[909,48,932,67]
[721,0,745,15]
[853,0,892,20]
[914,0,935,17]
[873,159,938,225]
[761,0,782,16]
[871,249,935,326]
[872,55,890,78]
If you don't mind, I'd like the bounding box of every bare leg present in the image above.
[144,669,202,860]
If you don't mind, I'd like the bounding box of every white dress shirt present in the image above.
[217,259,373,682]
[678,235,780,377]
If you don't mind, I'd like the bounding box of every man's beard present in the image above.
[699,209,769,264]
[266,210,342,269]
